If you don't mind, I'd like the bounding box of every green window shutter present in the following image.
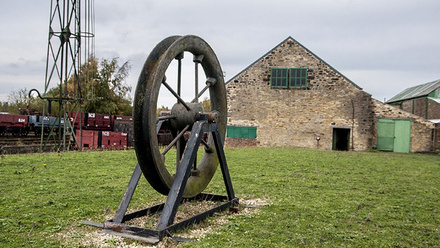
[289,68,307,88]
[227,126,257,139]
[270,68,289,88]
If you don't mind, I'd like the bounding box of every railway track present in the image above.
[0,132,65,154]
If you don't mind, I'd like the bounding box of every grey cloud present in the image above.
[1,0,440,103]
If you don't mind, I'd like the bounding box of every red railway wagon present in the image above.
[90,113,113,130]
[70,112,114,131]
[114,115,132,121]
[0,114,29,136]
[100,131,127,149]
[75,130,99,149]
[113,116,133,147]
[75,130,127,149]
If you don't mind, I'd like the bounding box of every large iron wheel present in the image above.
[133,35,227,198]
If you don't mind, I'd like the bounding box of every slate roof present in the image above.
[386,79,440,103]
[226,36,363,90]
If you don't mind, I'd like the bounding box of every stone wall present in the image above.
[435,124,440,151]
[402,101,412,113]
[371,99,436,152]
[413,98,427,118]
[226,37,374,150]
[393,98,440,119]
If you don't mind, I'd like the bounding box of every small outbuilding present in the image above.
[385,79,440,150]
[386,79,440,121]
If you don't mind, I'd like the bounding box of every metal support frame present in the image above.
[88,117,237,243]
[27,0,95,152]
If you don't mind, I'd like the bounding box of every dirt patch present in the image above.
[58,197,270,247]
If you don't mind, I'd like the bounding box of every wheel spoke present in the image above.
[161,125,190,156]
[176,53,184,98]
[200,138,211,151]
[162,78,191,111]
[193,55,204,103]
[191,78,216,103]
[157,115,176,121]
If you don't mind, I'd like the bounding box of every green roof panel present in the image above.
[386,79,440,103]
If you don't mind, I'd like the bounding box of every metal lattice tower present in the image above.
[41,0,95,151]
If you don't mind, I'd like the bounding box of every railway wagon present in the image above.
[0,114,29,136]
[101,131,127,149]
[75,130,127,149]
[29,115,66,136]
[115,115,132,121]
[113,115,133,147]
[70,112,114,131]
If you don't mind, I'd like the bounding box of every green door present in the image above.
[393,119,411,153]
[377,119,395,151]
[377,119,411,153]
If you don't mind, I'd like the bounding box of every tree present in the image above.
[46,57,133,115]
[7,88,43,114]
[5,57,132,116]
[86,58,132,115]
[157,105,170,115]
[0,102,8,112]
[200,97,211,111]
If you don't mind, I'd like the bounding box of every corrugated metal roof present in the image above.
[386,79,440,103]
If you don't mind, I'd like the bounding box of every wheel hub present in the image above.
[170,102,204,131]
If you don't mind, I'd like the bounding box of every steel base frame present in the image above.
[87,119,238,244]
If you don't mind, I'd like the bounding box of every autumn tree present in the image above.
[5,57,131,116]
[200,97,211,111]
[84,57,132,115]
[45,57,132,115]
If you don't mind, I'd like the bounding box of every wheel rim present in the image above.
[133,35,227,198]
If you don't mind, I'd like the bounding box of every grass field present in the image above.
[1,148,439,247]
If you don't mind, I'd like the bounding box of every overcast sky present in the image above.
[1,0,439,107]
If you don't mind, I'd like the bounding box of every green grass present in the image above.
[1,148,439,247]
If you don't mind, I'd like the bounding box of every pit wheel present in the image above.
[133,35,227,198]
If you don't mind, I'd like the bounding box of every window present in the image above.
[290,68,307,88]
[270,67,307,88]
[227,126,257,139]
[270,68,289,88]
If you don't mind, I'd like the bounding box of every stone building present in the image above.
[225,36,438,152]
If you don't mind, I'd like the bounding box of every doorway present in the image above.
[377,118,411,153]
[332,128,350,151]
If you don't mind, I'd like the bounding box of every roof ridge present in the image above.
[226,36,363,90]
